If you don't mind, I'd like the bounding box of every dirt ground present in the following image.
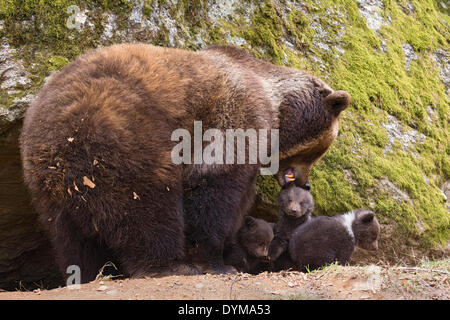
[0,260,448,300]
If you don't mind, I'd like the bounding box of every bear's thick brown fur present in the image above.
[20,44,350,282]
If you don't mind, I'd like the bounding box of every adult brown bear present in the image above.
[20,44,350,283]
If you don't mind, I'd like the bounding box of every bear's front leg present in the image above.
[183,165,259,274]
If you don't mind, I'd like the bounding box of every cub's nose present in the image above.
[372,242,379,251]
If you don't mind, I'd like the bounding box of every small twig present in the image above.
[95,261,120,281]
[229,274,241,300]
[395,266,450,275]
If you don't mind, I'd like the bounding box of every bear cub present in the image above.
[224,216,274,273]
[268,169,314,263]
[289,209,380,271]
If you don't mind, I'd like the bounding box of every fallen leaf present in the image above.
[67,188,72,197]
[67,137,74,143]
[48,166,57,170]
[73,181,80,192]
[133,192,140,200]
[93,159,99,166]
[83,176,96,189]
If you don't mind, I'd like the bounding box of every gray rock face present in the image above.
[0,41,31,94]
[442,180,450,211]
[129,0,144,25]
[381,114,426,157]
[378,177,412,204]
[0,42,33,134]
[433,49,450,96]
[100,14,118,42]
[402,44,418,71]
[357,0,388,31]
[0,94,33,135]
[143,0,179,47]
[207,0,238,23]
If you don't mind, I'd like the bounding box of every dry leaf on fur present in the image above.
[83,176,96,189]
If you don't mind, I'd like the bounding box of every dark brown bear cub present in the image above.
[288,209,380,271]
[268,169,314,263]
[224,216,274,273]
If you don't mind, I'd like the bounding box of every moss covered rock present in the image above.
[0,0,448,289]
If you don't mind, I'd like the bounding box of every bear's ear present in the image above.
[319,87,332,98]
[245,216,257,229]
[324,90,351,115]
[360,211,375,224]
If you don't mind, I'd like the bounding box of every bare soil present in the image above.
[0,261,448,300]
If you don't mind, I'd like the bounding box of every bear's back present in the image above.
[289,216,355,269]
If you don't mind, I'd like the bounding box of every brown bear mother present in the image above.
[20,44,350,283]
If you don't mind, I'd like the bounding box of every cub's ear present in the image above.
[324,90,351,115]
[245,216,257,229]
[360,211,375,224]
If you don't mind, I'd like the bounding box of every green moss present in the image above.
[47,56,69,71]
[256,175,281,205]
[209,25,226,44]
[142,0,154,18]
[239,0,286,64]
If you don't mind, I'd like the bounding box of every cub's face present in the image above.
[240,217,274,259]
[278,183,314,218]
[277,79,351,189]
[352,209,380,251]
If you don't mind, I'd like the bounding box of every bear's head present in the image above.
[239,216,274,259]
[277,78,351,189]
[278,168,314,219]
[352,209,380,251]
